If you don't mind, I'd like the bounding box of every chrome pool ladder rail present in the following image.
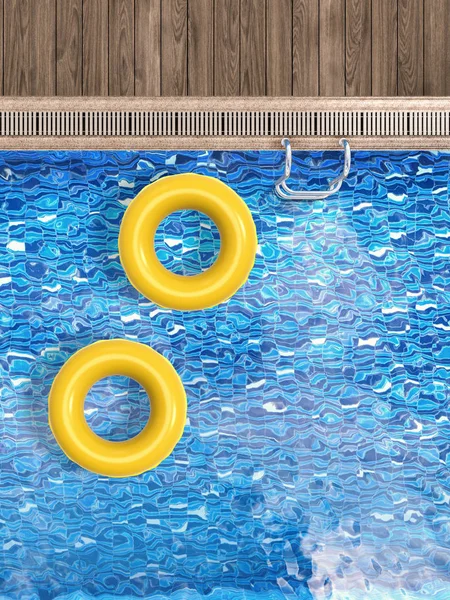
[275,137,351,201]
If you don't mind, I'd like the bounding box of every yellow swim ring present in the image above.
[49,339,186,478]
[119,173,257,311]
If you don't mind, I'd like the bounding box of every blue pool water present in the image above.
[0,149,449,599]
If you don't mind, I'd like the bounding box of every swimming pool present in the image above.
[0,148,449,599]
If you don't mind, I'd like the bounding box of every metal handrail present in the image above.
[275,137,351,201]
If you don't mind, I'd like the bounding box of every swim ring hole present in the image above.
[84,375,150,442]
[154,209,221,276]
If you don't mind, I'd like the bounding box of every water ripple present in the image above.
[0,150,449,599]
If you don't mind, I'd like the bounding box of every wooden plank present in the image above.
[372,0,398,96]
[319,0,345,96]
[4,0,31,96]
[57,0,82,95]
[4,0,29,95]
[188,0,213,95]
[83,0,109,95]
[109,0,135,95]
[30,0,56,95]
[240,0,266,95]
[161,0,188,95]
[424,0,450,95]
[214,0,240,95]
[398,0,423,95]
[0,0,3,95]
[345,0,371,96]
[267,0,292,95]
[293,0,319,96]
[4,0,56,96]
[135,0,161,96]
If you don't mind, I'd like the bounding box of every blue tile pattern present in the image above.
[0,150,449,599]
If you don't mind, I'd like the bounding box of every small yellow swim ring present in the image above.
[119,173,257,311]
[49,339,186,478]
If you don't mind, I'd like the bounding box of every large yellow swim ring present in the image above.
[49,339,186,478]
[119,174,257,311]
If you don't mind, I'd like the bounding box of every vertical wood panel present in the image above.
[188,0,213,95]
[372,0,398,96]
[346,0,371,96]
[319,0,345,96]
[293,0,318,96]
[0,1,4,95]
[57,0,82,95]
[398,0,423,95]
[4,0,56,96]
[3,0,27,95]
[31,0,56,95]
[109,0,135,95]
[240,0,266,95]
[135,0,161,96]
[424,0,450,95]
[161,0,187,95]
[267,0,292,95]
[214,0,240,95]
[83,0,109,95]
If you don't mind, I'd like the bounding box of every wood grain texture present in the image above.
[0,0,447,98]
[188,0,213,95]
[293,0,318,96]
[346,0,371,96]
[398,0,423,95]
[214,0,240,95]
[372,0,398,96]
[424,0,450,95]
[135,0,161,96]
[0,1,4,95]
[31,0,56,95]
[83,0,109,95]
[57,0,82,95]
[319,0,345,96]
[109,0,135,95]
[4,0,29,95]
[4,0,56,95]
[267,0,292,95]
[240,0,266,96]
[161,0,188,95]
